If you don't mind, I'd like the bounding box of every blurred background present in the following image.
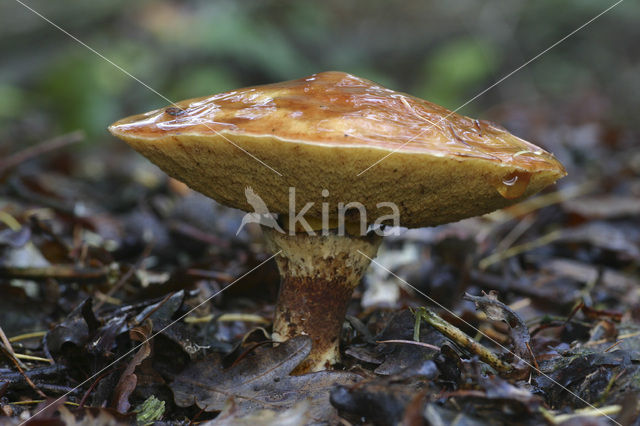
[1,0,638,146]
[0,0,638,310]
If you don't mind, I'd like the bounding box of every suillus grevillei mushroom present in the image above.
[109,71,566,372]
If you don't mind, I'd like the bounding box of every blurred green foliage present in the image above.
[417,39,499,107]
[0,0,638,146]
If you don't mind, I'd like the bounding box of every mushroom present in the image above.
[109,71,566,372]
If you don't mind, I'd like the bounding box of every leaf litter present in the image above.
[1,113,640,424]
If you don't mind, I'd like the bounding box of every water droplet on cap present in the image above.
[493,170,532,199]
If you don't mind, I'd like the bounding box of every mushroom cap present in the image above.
[109,71,566,228]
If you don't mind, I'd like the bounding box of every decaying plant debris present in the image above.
[1,111,639,425]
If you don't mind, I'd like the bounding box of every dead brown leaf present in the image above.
[112,320,152,414]
[171,336,360,424]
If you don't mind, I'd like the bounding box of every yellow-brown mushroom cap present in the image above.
[109,71,566,228]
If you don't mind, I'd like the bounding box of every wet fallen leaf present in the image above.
[211,399,312,426]
[112,320,153,414]
[330,377,432,426]
[171,336,360,423]
[534,349,640,408]
[464,291,532,378]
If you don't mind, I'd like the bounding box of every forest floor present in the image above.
[1,111,639,425]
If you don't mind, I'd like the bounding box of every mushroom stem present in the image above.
[262,227,382,373]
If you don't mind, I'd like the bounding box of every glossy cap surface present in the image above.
[109,71,566,227]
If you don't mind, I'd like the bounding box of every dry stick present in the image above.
[523,301,588,338]
[0,364,64,383]
[563,301,585,327]
[414,307,513,374]
[0,265,109,282]
[0,211,22,231]
[540,405,622,425]
[9,400,79,407]
[376,339,440,351]
[525,342,540,371]
[1,326,49,396]
[12,354,52,364]
[8,331,47,343]
[184,313,269,324]
[186,268,234,282]
[0,130,85,172]
[492,182,595,221]
[604,340,623,353]
[0,327,14,351]
[478,229,563,270]
[0,344,47,399]
[494,214,536,253]
[0,326,25,370]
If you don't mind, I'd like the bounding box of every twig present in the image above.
[0,364,65,383]
[0,130,84,172]
[169,221,230,248]
[563,301,585,327]
[186,268,234,282]
[604,340,623,352]
[8,400,80,406]
[0,327,16,356]
[540,404,622,424]
[414,307,513,374]
[0,211,22,230]
[8,331,47,343]
[218,313,269,323]
[526,342,539,371]
[0,265,109,282]
[494,214,536,253]
[0,343,47,398]
[376,339,440,351]
[27,384,78,394]
[184,313,269,324]
[0,326,27,370]
[478,230,563,270]
[12,353,53,363]
[492,182,595,220]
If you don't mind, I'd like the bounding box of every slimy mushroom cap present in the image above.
[109,71,566,228]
